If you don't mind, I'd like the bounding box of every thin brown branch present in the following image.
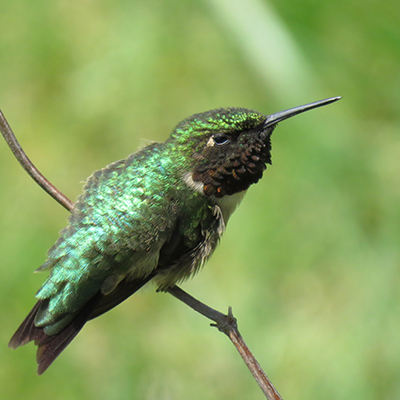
[1,110,283,399]
[166,285,283,400]
[0,109,73,212]
[229,323,283,400]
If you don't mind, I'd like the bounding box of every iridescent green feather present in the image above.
[34,141,212,334]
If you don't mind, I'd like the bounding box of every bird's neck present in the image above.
[183,171,246,224]
[213,190,247,224]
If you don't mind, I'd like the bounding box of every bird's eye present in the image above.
[213,134,229,146]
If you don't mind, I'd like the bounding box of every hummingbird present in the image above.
[9,97,340,374]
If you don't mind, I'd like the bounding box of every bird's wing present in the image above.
[33,145,178,335]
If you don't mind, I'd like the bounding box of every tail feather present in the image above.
[8,300,47,349]
[35,296,99,374]
[9,295,100,375]
[9,275,154,374]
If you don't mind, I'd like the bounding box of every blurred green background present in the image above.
[1,1,399,399]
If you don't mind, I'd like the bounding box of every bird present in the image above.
[9,97,340,374]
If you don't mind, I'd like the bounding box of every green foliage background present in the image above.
[0,1,399,399]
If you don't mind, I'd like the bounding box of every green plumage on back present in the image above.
[35,142,216,335]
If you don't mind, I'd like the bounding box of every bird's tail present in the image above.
[9,274,155,374]
[8,294,100,375]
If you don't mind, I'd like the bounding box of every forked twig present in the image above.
[166,285,283,399]
[1,109,283,399]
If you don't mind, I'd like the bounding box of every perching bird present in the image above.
[9,97,340,374]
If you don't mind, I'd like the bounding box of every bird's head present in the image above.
[168,97,340,198]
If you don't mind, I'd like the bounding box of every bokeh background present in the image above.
[1,1,399,399]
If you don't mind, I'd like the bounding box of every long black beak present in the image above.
[264,97,341,127]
